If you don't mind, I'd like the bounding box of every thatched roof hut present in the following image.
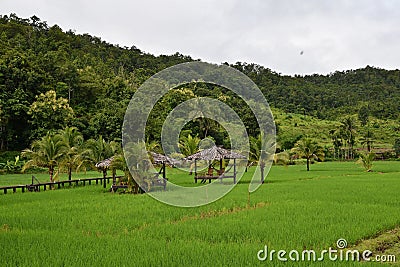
[185,146,246,161]
[185,146,246,184]
[150,152,180,167]
[95,152,179,169]
[95,156,114,169]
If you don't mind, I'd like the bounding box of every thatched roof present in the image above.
[95,152,180,170]
[185,146,246,161]
[150,152,180,166]
[95,156,114,169]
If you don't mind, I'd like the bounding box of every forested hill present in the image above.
[1,14,399,150]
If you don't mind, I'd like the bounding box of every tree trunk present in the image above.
[68,167,72,181]
[260,161,265,183]
[49,167,54,182]
[306,158,310,171]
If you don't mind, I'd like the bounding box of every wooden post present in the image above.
[162,163,166,179]
[233,159,236,184]
[194,159,197,183]
[103,169,107,180]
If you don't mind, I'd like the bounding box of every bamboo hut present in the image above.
[95,156,115,188]
[185,146,246,184]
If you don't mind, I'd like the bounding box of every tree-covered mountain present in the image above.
[0,14,399,151]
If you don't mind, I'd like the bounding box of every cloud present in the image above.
[2,0,400,75]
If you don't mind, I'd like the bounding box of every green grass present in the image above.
[0,161,399,266]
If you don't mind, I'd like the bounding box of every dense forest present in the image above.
[0,14,399,152]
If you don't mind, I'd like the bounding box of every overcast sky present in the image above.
[2,0,400,75]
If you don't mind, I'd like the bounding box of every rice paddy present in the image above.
[0,161,399,266]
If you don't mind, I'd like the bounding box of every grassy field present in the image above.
[0,161,399,266]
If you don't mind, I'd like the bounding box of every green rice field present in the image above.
[1,161,399,266]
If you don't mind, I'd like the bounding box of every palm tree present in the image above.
[249,133,271,182]
[340,117,357,159]
[119,141,152,192]
[146,139,161,154]
[329,129,343,159]
[22,132,66,182]
[356,152,375,172]
[77,136,119,178]
[359,129,375,152]
[58,126,83,180]
[292,138,324,171]
[109,154,139,193]
[179,134,200,157]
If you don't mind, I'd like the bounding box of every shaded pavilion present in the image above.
[149,151,179,181]
[185,146,246,184]
[95,152,178,191]
[95,156,116,188]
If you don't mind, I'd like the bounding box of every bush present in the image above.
[0,153,25,174]
[0,151,21,162]
[394,138,400,157]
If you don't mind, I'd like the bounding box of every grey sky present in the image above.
[2,0,400,75]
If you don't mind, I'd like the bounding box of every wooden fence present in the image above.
[0,175,123,194]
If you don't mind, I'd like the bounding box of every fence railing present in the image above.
[0,175,123,194]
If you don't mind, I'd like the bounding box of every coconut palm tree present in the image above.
[359,129,375,152]
[292,138,324,171]
[22,132,66,182]
[249,133,272,182]
[340,117,357,159]
[77,136,119,178]
[146,139,161,154]
[119,141,152,192]
[356,152,375,172]
[58,126,83,180]
[109,154,140,193]
[329,129,343,159]
[179,134,200,157]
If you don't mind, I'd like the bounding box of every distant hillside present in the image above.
[0,14,399,151]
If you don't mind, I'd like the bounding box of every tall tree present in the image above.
[22,132,66,182]
[358,105,369,127]
[394,138,400,157]
[249,133,271,182]
[28,90,74,140]
[359,129,375,152]
[111,142,150,193]
[339,117,357,159]
[77,136,119,178]
[329,129,343,159]
[292,138,324,171]
[58,126,83,180]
